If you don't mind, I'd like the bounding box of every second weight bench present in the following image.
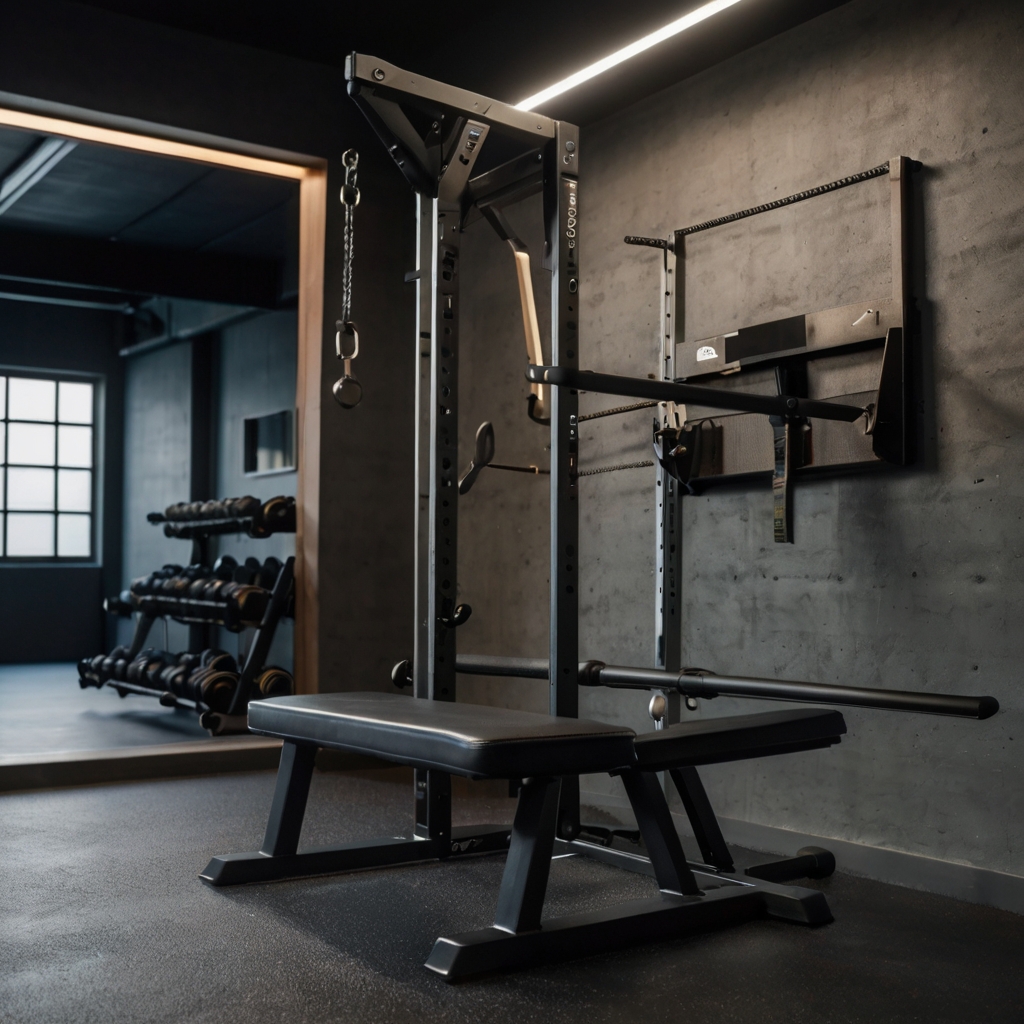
[201,693,845,979]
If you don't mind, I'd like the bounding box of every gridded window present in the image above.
[1,374,96,560]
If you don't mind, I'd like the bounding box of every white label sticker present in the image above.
[696,345,719,362]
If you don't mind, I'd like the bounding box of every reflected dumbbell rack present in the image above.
[79,495,297,736]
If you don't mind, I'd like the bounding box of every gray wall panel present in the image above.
[452,0,1024,887]
[577,0,1024,876]
[120,342,191,652]
[214,310,297,670]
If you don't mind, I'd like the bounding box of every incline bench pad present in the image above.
[248,692,636,779]
[633,709,846,771]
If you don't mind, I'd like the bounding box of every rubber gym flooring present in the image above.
[2,767,1022,1024]
[0,663,207,755]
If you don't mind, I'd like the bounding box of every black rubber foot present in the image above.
[744,846,836,883]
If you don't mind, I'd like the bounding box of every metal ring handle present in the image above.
[336,321,359,361]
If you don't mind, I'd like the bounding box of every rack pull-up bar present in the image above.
[452,654,998,720]
[527,365,868,424]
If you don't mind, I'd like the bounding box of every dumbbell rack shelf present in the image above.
[110,556,295,735]
[83,495,298,737]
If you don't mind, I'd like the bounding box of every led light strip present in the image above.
[515,0,748,111]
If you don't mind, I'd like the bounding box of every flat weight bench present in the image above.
[201,693,846,980]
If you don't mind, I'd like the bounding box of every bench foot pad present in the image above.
[426,881,831,980]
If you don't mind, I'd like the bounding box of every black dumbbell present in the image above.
[127,649,156,684]
[103,590,134,617]
[201,649,237,672]
[153,661,187,696]
[78,655,103,689]
[178,651,202,673]
[261,496,296,534]
[213,555,237,580]
[258,557,283,590]
[231,558,260,585]
[232,496,262,519]
[130,574,151,596]
[252,666,294,699]
[144,652,175,689]
[232,585,268,624]
[186,667,239,713]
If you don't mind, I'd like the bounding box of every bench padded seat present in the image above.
[633,709,846,771]
[248,692,636,779]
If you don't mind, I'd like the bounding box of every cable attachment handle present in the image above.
[333,320,363,408]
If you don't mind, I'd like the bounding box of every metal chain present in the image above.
[340,149,360,324]
[579,400,659,422]
[576,459,655,478]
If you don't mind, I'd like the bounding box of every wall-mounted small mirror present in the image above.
[244,409,296,475]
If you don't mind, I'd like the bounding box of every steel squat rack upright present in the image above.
[200,55,997,980]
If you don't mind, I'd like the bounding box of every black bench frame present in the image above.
[202,736,832,980]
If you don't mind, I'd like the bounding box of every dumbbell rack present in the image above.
[85,496,297,737]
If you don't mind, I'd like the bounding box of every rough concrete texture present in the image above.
[453,0,1023,884]
[578,0,1024,874]
[214,310,298,670]
[457,200,552,715]
[2,770,1023,1024]
[121,342,193,654]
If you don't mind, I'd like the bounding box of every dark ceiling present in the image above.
[0,1,850,317]
[79,1,851,123]
[0,125,298,312]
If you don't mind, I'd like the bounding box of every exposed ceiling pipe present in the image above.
[0,288,135,312]
[0,136,78,216]
[118,304,262,358]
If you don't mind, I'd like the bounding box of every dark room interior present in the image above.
[0,1,1021,1021]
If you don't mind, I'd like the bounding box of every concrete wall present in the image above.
[120,342,192,653]
[575,0,1024,879]
[214,310,297,670]
[0,298,124,661]
[457,0,1023,889]
[456,200,552,714]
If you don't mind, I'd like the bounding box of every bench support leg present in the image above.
[424,768,831,980]
[494,777,559,933]
[200,750,510,887]
[669,766,736,872]
[261,741,317,857]
[619,769,700,896]
[414,769,451,848]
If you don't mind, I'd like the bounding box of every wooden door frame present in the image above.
[0,105,327,694]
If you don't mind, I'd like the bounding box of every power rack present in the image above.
[348,54,989,853]
[198,55,995,980]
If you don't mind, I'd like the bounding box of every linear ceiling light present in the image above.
[515,0,748,111]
